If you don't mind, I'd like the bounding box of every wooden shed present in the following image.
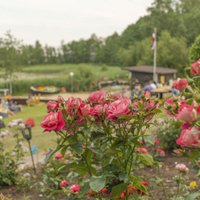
[126,66,177,85]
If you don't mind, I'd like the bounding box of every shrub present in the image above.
[0,141,18,186]
[155,119,182,152]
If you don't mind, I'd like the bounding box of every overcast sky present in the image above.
[0,0,153,46]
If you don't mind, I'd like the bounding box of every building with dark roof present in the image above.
[126,65,177,85]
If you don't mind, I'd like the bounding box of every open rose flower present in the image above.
[191,59,200,75]
[106,98,131,121]
[24,118,35,127]
[90,104,105,118]
[176,103,197,123]
[66,97,83,115]
[172,78,188,91]
[47,100,59,112]
[78,103,91,117]
[176,127,200,148]
[88,90,106,104]
[41,111,65,131]
[69,184,80,193]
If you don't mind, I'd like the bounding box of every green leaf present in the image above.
[89,176,106,192]
[61,145,68,156]
[138,154,155,166]
[186,192,200,200]
[119,172,128,182]
[111,183,128,197]
[70,143,82,155]
[83,148,93,165]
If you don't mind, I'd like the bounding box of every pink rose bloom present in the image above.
[60,180,68,188]
[54,152,63,159]
[41,111,65,131]
[66,97,82,111]
[24,118,35,127]
[181,122,191,130]
[90,104,105,118]
[176,103,197,123]
[78,103,91,117]
[137,148,149,154]
[156,148,165,156]
[106,98,131,121]
[197,105,200,114]
[144,99,158,111]
[191,59,200,75]
[175,163,189,173]
[172,78,188,91]
[88,90,106,104]
[69,184,80,193]
[47,100,59,112]
[176,127,200,148]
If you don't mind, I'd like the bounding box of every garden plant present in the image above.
[41,91,161,199]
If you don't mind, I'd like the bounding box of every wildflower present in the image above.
[189,181,197,189]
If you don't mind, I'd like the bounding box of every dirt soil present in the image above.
[1,154,199,200]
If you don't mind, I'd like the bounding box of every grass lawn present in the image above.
[20,63,128,80]
[2,103,58,154]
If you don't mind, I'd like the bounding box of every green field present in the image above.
[2,103,58,154]
[20,63,128,78]
[0,64,129,95]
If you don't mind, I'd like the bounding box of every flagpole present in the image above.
[153,27,157,82]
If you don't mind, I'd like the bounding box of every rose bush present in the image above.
[41,91,161,199]
[165,60,200,149]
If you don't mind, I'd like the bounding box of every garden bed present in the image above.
[1,154,199,200]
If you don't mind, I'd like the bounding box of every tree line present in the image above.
[0,0,200,73]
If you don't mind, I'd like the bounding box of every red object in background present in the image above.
[24,118,35,127]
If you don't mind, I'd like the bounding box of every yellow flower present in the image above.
[189,181,197,189]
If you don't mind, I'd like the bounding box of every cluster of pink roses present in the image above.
[165,98,200,148]
[41,91,160,199]
[165,61,200,148]
[41,90,158,133]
